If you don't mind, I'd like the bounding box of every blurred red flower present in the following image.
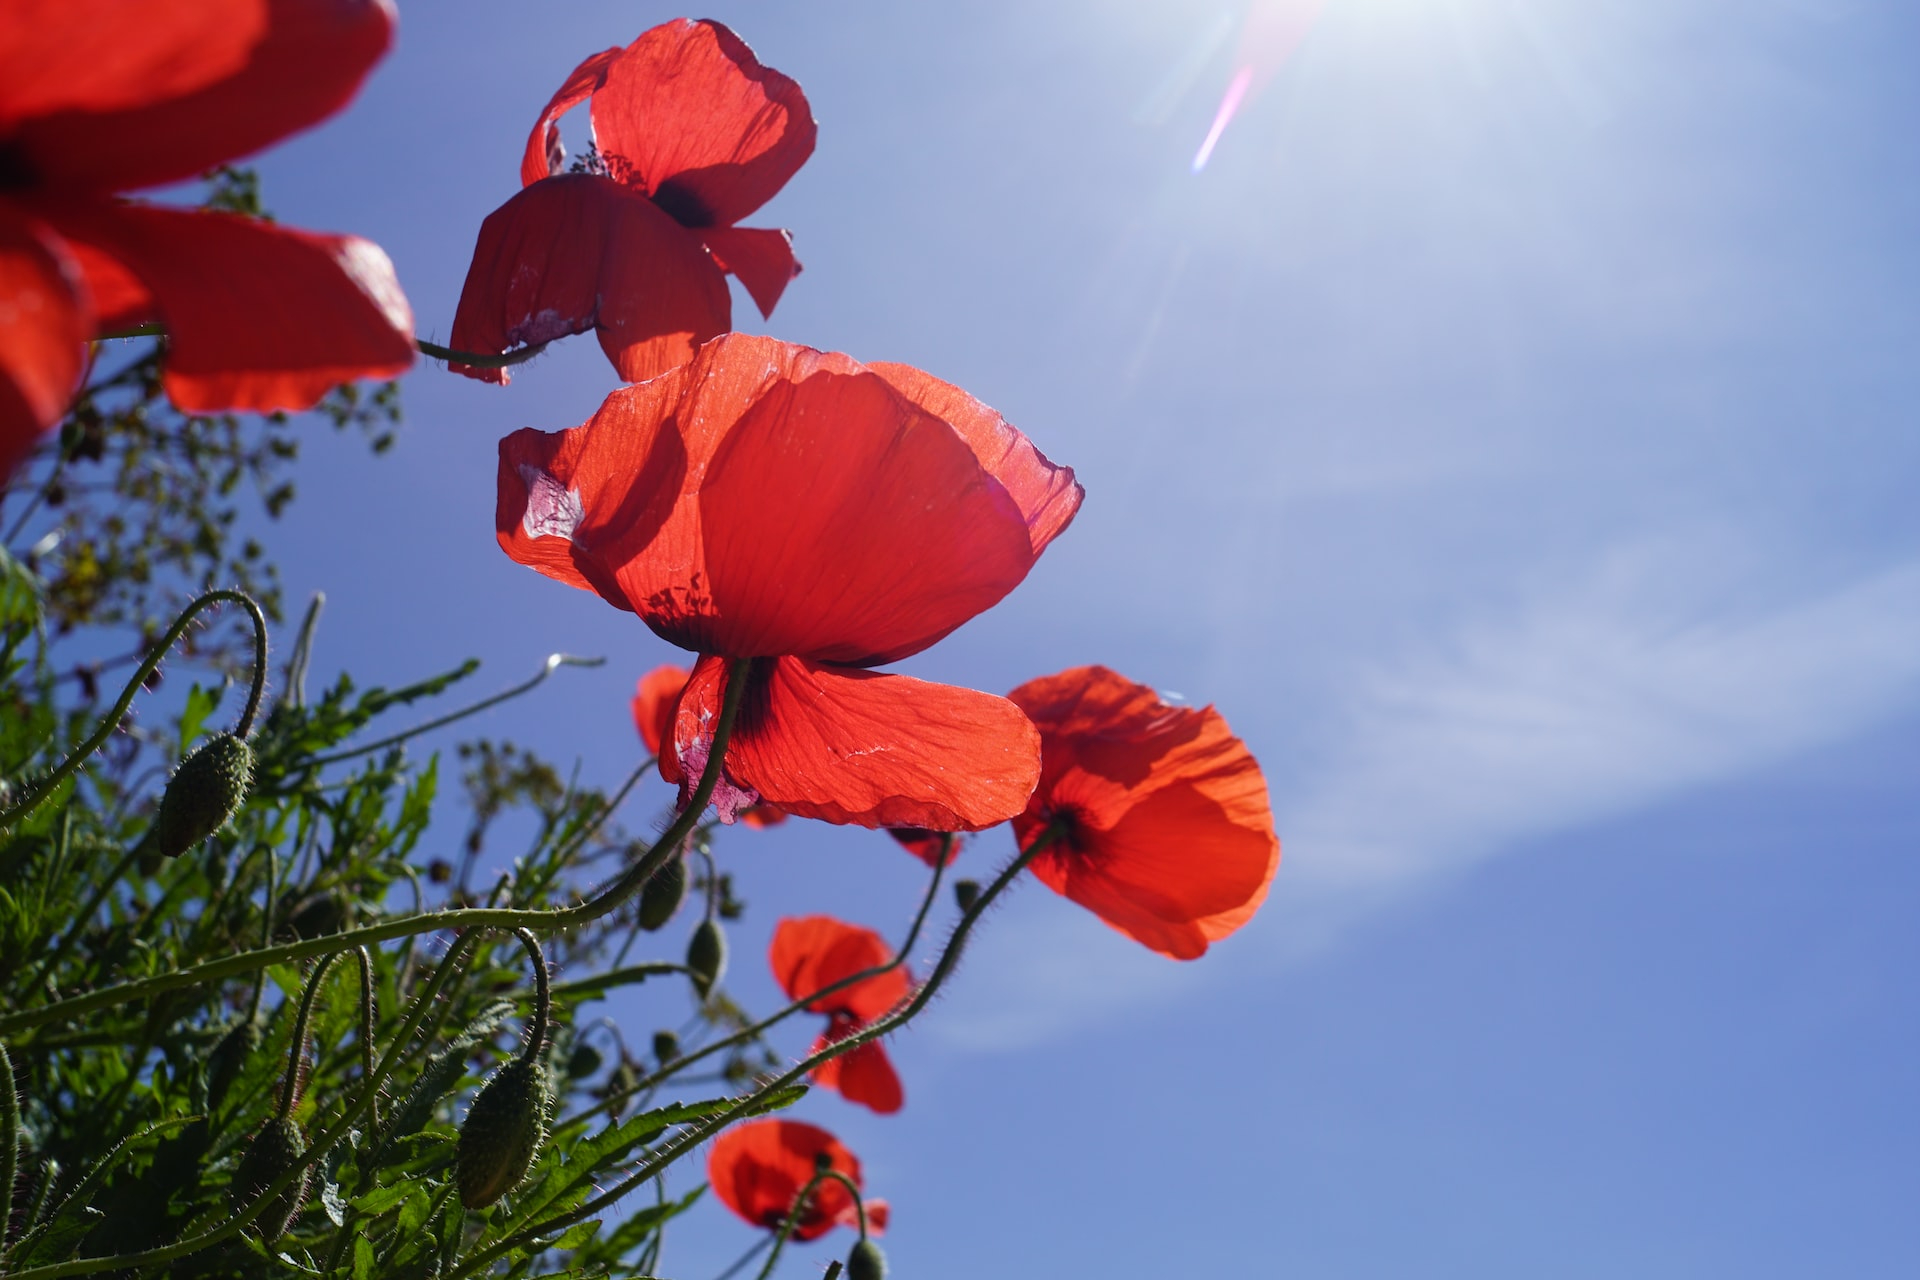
[500,333,1082,830]
[449,18,813,386]
[707,1119,888,1242]
[1008,665,1280,960]
[769,915,912,1114]
[886,827,957,868]
[632,661,785,826]
[0,0,416,478]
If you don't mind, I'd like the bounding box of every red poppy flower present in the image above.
[0,0,416,478]
[1007,665,1280,961]
[886,828,958,868]
[769,916,912,1114]
[499,333,1082,831]
[633,661,787,827]
[448,19,813,386]
[707,1119,888,1242]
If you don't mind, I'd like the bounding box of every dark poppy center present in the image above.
[649,177,715,228]
[0,140,39,193]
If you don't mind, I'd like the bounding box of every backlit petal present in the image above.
[670,656,1041,831]
[589,19,814,227]
[706,1119,865,1242]
[810,1029,905,1116]
[887,828,958,868]
[630,663,689,757]
[448,174,730,386]
[11,0,393,193]
[46,199,413,413]
[699,225,800,318]
[0,208,87,478]
[518,46,621,186]
[768,916,909,1021]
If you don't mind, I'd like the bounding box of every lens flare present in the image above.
[1192,0,1329,173]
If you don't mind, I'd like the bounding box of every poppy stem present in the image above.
[415,337,553,369]
[0,657,750,1040]
[753,1169,866,1280]
[278,949,347,1119]
[510,927,551,1064]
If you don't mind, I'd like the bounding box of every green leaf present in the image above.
[177,682,222,749]
[0,545,42,630]
[352,1233,375,1280]
[349,1182,413,1217]
[554,1218,600,1250]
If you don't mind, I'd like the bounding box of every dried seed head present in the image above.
[636,855,687,931]
[456,1058,553,1209]
[847,1238,888,1280]
[230,1116,310,1240]
[686,919,727,1000]
[144,732,253,860]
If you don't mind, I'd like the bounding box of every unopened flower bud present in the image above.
[953,879,981,914]
[456,1058,553,1209]
[686,919,727,999]
[144,732,252,860]
[637,855,687,931]
[230,1116,310,1240]
[847,1238,888,1280]
[651,1030,680,1065]
[565,1042,603,1079]
[602,1058,639,1121]
[285,889,350,939]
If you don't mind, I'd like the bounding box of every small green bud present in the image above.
[636,855,687,931]
[456,1058,552,1209]
[143,732,252,859]
[847,1238,888,1280]
[650,1030,680,1066]
[953,879,982,914]
[285,889,349,939]
[565,1042,604,1079]
[231,1116,310,1240]
[686,919,727,1000]
[602,1058,639,1121]
[206,1016,262,1111]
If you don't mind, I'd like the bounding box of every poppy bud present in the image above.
[651,1030,680,1065]
[428,857,453,884]
[230,1116,310,1240]
[455,1058,553,1209]
[953,879,981,914]
[847,1238,888,1280]
[602,1058,639,1121]
[285,890,349,939]
[686,919,727,999]
[636,855,687,931]
[565,1042,603,1079]
[206,1016,262,1111]
[143,732,253,860]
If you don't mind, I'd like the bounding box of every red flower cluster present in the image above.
[707,1119,888,1242]
[0,0,416,477]
[769,916,913,1114]
[450,19,813,385]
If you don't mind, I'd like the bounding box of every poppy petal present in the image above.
[495,378,694,609]
[0,0,264,128]
[887,828,958,868]
[10,0,394,194]
[768,916,909,1020]
[682,362,1038,663]
[448,174,730,386]
[0,209,87,478]
[518,46,621,186]
[44,199,413,413]
[60,236,152,331]
[699,225,800,319]
[671,657,1041,831]
[630,663,689,757]
[588,19,815,227]
[706,1119,864,1242]
[869,360,1084,558]
[810,1030,905,1116]
[738,803,787,829]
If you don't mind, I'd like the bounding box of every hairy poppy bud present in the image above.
[206,1016,262,1111]
[686,919,727,999]
[144,732,252,859]
[602,1058,639,1121]
[456,1058,553,1209]
[285,890,349,939]
[953,879,981,914]
[651,1030,680,1065]
[847,1238,888,1280]
[565,1042,603,1079]
[231,1116,310,1239]
[636,855,687,931]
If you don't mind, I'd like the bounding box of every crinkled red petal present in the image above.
[0,206,88,479]
[44,198,413,413]
[589,19,815,228]
[518,45,621,186]
[10,0,393,194]
[630,663,689,757]
[699,225,800,319]
[448,174,730,386]
[768,916,909,1021]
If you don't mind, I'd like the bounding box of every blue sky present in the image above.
[224,0,1920,1274]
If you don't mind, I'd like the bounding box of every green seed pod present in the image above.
[686,919,727,999]
[206,1016,262,1111]
[456,1058,553,1209]
[847,1238,888,1280]
[143,732,253,860]
[565,1042,603,1080]
[230,1116,310,1240]
[636,855,687,931]
[953,879,982,914]
[650,1029,680,1066]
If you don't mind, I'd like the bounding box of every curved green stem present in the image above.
[0,1043,17,1266]
[0,658,753,1040]
[0,589,268,833]
[416,337,551,369]
[753,1166,864,1280]
[510,927,550,1064]
[278,950,345,1118]
[302,653,604,770]
[286,592,324,710]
